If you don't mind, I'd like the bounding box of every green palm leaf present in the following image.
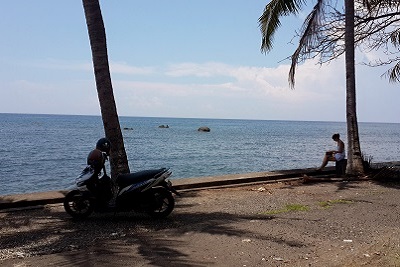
[289,0,324,87]
[259,0,307,52]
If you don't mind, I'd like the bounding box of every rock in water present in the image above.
[198,126,210,132]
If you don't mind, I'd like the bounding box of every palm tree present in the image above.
[82,0,130,178]
[344,0,364,175]
[259,0,365,175]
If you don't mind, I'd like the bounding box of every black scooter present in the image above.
[63,164,180,219]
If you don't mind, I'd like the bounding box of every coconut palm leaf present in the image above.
[259,0,307,52]
[387,61,400,82]
[289,0,325,87]
[390,28,400,47]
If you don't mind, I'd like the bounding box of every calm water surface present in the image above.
[1,113,399,195]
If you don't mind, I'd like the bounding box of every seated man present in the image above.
[317,133,345,171]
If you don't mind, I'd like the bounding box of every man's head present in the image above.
[332,133,340,141]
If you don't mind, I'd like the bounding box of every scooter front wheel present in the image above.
[63,190,94,219]
[147,188,175,219]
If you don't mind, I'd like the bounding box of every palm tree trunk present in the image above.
[344,0,364,176]
[82,0,130,178]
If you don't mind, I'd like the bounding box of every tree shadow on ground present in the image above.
[301,169,400,192]
[297,177,366,192]
[369,165,400,190]
[372,179,400,190]
[1,195,303,267]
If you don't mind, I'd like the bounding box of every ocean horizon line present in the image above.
[1,112,398,125]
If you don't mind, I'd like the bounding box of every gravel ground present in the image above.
[1,179,400,267]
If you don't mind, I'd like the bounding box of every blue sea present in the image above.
[1,113,399,195]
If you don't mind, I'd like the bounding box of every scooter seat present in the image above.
[116,168,167,188]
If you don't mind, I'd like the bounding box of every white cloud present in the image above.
[108,58,349,120]
[110,62,154,75]
[2,56,398,122]
[165,62,230,77]
[24,59,154,75]
[31,60,93,72]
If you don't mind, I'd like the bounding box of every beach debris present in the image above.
[68,245,79,250]
[251,187,272,194]
[343,239,353,243]
[302,174,311,183]
[15,252,25,258]
[252,186,266,192]
[241,239,251,243]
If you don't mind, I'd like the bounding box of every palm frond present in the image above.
[390,29,400,47]
[386,61,400,82]
[289,0,325,88]
[259,0,307,52]
[364,0,400,9]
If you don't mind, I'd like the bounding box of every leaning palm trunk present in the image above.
[82,0,130,178]
[344,0,364,175]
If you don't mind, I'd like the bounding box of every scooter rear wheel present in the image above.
[63,190,94,219]
[147,188,175,219]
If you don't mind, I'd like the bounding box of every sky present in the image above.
[1,1,399,123]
